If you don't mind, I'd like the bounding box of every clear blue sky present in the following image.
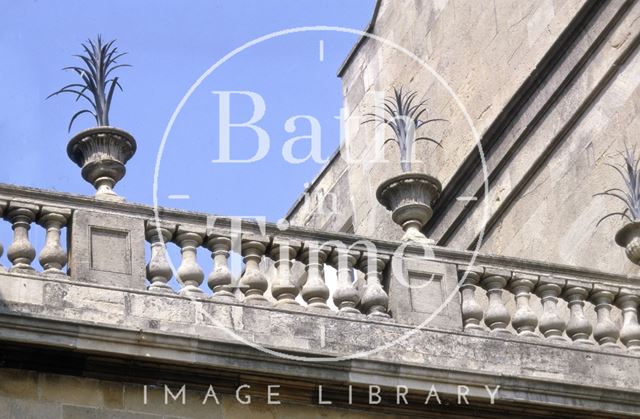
[0,0,374,222]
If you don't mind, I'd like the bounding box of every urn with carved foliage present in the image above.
[376,172,442,243]
[67,126,136,200]
[616,221,640,266]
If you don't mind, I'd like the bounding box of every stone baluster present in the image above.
[299,242,330,310]
[615,289,640,352]
[269,238,301,306]
[479,270,511,334]
[535,278,566,341]
[0,201,7,271]
[359,253,390,318]
[145,221,176,294]
[6,202,39,271]
[37,207,71,274]
[174,226,205,296]
[589,287,620,348]
[239,237,270,303]
[562,281,593,345]
[458,267,484,331]
[330,249,361,314]
[205,234,235,300]
[509,272,539,338]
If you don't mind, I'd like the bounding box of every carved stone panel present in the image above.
[408,271,447,313]
[90,227,131,274]
[69,210,145,289]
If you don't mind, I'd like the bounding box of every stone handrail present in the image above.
[0,183,638,352]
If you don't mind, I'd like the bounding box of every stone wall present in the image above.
[0,369,397,419]
[479,6,640,273]
[286,0,640,275]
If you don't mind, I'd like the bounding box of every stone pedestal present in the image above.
[68,210,146,289]
[387,256,462,330]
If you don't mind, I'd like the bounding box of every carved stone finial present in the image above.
[67,127,136,201]
[376,173,442,243]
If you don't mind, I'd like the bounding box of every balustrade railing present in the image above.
[0,184,638,354]
[142,224,390,316]
[458,266,640,353]
[0,200,71,275]
[0,186,395,317]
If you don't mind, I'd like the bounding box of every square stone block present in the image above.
[69,210,146,289]
[387,258,462,330]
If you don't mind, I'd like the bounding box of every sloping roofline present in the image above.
[284,0,382,220]
[336,0,382,77]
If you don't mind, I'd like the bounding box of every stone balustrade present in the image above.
[0,185,396,318]
[458,266,640,353]
[0,184,638,354]
[143,223,391,316]
[0,199,71,274]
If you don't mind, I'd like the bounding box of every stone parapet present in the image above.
[0,182,639,415]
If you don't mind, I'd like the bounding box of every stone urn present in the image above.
[615,221,640,265]
[67,126,136,200]
[376,172,442,242]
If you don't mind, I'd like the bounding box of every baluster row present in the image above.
[458,267,640,352]
[144,222,392,318]
[0,200,71,274]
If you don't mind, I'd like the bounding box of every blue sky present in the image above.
[0,0,374,222]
